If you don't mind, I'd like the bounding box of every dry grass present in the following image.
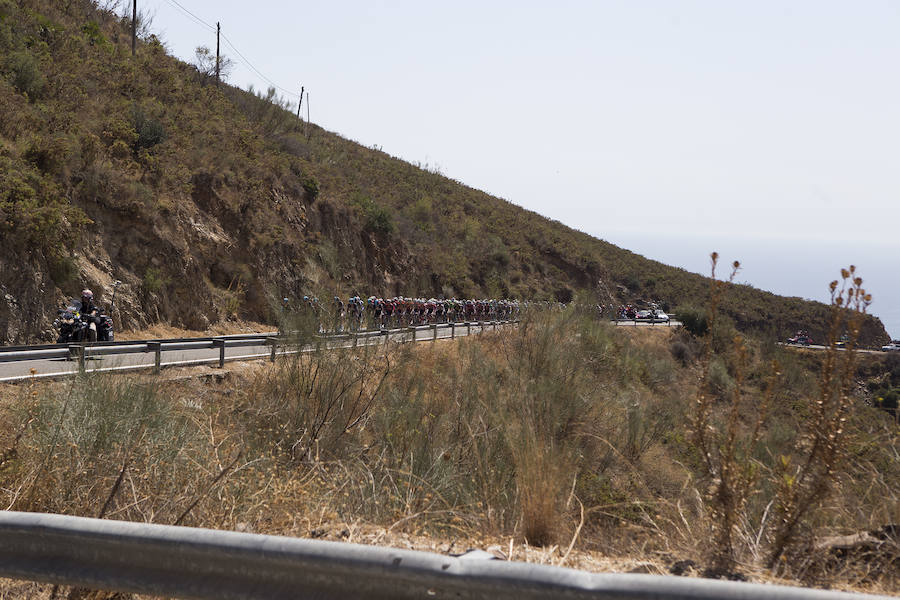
[1,307,898,598]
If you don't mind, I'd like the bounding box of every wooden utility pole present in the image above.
[297,85,304,118]
[131,0,136,56]
[215,22,221,86]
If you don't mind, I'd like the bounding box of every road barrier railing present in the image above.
[0,321,518,382]
[0,332,282,363]
[612,315,677,325]
[0,511,882,600]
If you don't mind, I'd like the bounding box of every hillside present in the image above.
[0,0,889,345]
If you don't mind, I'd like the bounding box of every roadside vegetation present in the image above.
[2,295,897,596]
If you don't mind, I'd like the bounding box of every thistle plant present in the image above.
[692,253,776,574]
[766,267,872,569]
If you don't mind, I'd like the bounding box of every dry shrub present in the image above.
[513,427,565,546]
[688,256,891,584]
[247,308,686,548]
[240,343,389,463]
[1,373,249,527]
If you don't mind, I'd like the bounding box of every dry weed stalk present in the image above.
[691,253,776,574]
[691,257,876,577]
[766,267,872,569]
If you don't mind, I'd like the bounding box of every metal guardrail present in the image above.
[612,318,676,325]
[0,331,282,355]
[0,322,515,382]
[0,318,674,365]
[0,332,281,363]
[0,511,885,600]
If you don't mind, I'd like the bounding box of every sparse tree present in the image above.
[193,45,233,85]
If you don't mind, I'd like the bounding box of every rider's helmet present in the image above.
[81,289,93,303]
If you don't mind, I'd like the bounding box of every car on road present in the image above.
[882,340,900,352]
[634,310,652,320]
[652,310,670,323]
[788,333,814,345]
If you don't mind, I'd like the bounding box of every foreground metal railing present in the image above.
[0,512,884,600]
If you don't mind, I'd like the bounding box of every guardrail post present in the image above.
[432,324,438,342]
[267,338,278,362]
[467,322,471,336]
[409,327,417,343]
[480,321,485,333]
[353,332,358,348]
[213,339,225,368]
[147,342,161,373]
[450,323,455,339]
[72,344,85,372]
[493,321,498,331]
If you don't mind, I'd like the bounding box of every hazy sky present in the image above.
[137,0,899,332]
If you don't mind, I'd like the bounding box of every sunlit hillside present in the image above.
[0,0,888,346]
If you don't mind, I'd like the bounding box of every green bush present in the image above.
[143,267,170,294]
[81,21,108,48]
[677,306,709,337]
[131,104,166,154]
[302,177,319,201]
[707,357,734,399]
[352,195,394,236]
[5,51,45,99]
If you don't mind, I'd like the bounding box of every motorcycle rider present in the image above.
[78,289,101,342]
[80,289,100,323]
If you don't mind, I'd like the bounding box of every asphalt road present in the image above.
[781,342,886,355]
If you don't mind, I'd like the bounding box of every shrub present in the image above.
[142,267,169,295]
[302,177,319,201]
[242,344,389,463]
[22,134,71,175]
[11,374,198,517]
[131,104,166,154]
[707,357,734,399]
[677,306,709,337]
[352,195,394,236]
[5,51,45,99]
[670,340,694,365]
[81,21,108,48]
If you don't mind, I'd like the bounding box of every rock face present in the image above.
[0,176,418,344]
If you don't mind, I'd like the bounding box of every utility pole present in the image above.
[131,0,136,56]
[215,22,221,86]
[297,85,304,118]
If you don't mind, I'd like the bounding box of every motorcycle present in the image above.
[54,297,114,343]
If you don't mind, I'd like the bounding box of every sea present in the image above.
[597,231,900,340]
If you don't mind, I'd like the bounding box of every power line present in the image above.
[220,33,300,98]
[161,0,215,33]
[156,1,303,101]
